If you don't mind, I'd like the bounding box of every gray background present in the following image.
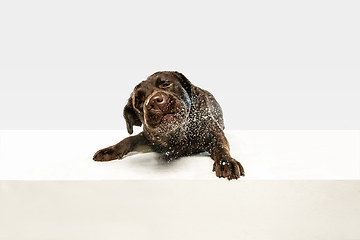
[1,0,360,130]
[1,68,360,130]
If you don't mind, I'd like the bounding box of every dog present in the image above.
[93,71,245,180]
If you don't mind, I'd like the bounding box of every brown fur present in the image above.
[93,71,245,179]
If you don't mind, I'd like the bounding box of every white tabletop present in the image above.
[1,130,359,180]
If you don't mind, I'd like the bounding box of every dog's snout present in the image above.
[153,94,164,104]
[146,92,168,111]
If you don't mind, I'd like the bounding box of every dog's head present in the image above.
[123,71,193,134]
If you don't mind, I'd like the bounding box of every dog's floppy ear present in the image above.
[172,71,193,96]
[123,96,142,134]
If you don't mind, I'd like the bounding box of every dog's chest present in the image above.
[144,127,189,153]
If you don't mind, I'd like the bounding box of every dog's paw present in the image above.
[93,147,123,162]
[212,157,245,180]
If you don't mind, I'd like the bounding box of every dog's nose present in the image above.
[146,92,167,111]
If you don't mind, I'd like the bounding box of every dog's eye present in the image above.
[161,82,172,88]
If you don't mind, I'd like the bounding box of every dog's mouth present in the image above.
[145,109,187,133]
[161,112,181,123]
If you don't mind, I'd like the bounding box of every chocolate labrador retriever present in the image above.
[93,71,245,179]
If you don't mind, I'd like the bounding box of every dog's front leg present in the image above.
[204,131,245,180]
[93,132,149,162]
